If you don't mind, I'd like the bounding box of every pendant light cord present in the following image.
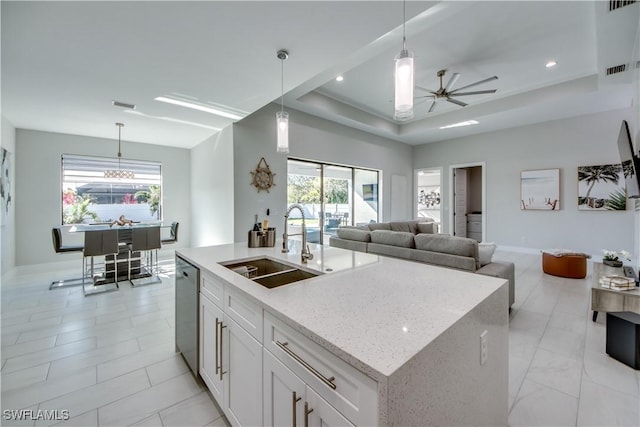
[402,0,406,50]
[280,58,284,114]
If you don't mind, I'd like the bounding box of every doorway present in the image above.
[449,162,485,242]
[415,167,442,232]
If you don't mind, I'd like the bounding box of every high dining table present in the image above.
[70,222,166,283]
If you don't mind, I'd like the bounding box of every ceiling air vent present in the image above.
[111,100,136,109]
[606,64,627,75]
[609,0,636,11]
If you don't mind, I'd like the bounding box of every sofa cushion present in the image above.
[417,222,436,234]
[368,222,391,231]
[389,221,413,233]
[478,242,497,266]
[410,249,477,272]
[414,234,478,259]
[329,236,369,253]
[368,243,414,259]
[370,230,415,248]
[336,227,371,242]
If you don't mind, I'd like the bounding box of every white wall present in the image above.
[232,103,413,242]
[190,125,234,247]
[1,116,16,275]
[14,129,191,266]
[413,108,635,257]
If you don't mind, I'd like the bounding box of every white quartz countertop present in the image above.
[177,240,507,380]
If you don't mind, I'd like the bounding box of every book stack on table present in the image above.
[600,275,636,291]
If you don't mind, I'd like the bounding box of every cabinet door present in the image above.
[224,316,263,427]
[263,350,306,427]
[305,387,355,427]
[199,293,224,403]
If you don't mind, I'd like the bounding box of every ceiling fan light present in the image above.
[276,111,289,153]
[394,49,414,121]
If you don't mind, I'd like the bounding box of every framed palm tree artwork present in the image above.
[577,163,626,210]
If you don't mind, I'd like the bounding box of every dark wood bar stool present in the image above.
[129,226,162,286]
[83,229,120,296]
[49,227,85,290]
[161,222,179,244]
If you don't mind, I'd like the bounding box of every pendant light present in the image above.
[104,123,135,179]
[276,49,289,153]
[394,0,414,121]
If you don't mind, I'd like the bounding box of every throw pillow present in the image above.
[417,222,435,234]
[478,242,497,266]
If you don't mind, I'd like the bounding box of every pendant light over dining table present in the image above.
[104,122,135,179]
[394,0,414,121]
[276,49,289,153]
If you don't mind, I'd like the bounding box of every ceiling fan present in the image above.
[416,69,498,113]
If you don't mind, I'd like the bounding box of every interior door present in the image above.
[454,168,467,237]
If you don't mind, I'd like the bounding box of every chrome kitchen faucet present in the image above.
[282,204,313,263]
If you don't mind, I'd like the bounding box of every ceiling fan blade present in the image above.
[449,76,498,93]
[450,89,497,96]
[416,85,437,94]
[428,100,437,113]
[446,98,468,107]
[414,94,435,100]
[444,73,460,92]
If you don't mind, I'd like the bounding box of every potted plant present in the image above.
[602,249,631,267]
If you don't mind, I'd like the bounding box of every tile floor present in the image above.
[1,251,639,426]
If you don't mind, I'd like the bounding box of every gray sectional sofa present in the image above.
[329,220,515,309]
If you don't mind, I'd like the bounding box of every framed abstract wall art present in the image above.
[1,148,12,225]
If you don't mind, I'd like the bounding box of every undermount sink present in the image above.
[220,257,321,289]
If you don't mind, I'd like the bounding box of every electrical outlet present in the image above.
[480,330,488,365]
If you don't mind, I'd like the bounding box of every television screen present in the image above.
[617,120,640,199]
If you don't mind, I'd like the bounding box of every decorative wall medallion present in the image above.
[251,157,275,192]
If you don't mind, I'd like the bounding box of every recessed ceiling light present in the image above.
[545,61,557,68]
[440,120,479,129]
[155,96,245,120]
[124,110,220,131]
[112,100,136,109]
[336,75,344,82]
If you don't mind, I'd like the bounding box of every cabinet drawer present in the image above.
[264,311,377,426]
[467,221,482,232]
[224,285,263,343]
[201,271,224,307]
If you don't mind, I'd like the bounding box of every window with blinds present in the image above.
[61,154,162,225]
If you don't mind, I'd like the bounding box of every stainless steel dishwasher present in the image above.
[175,255,199,376]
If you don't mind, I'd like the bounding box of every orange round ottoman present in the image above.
[542,251,590,279]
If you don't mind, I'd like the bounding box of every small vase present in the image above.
[603,259,623,267]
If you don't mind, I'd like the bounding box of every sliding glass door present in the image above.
[287,159,379,244]
[322,165,351,239]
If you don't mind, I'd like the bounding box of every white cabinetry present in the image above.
[466,213,482,242]
[199,271,262,427]
[224,316,262,426]
[263,349,353,427]
[263,311,377,426]
[199,292,223,402]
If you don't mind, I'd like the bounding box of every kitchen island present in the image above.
[177,240,508,426]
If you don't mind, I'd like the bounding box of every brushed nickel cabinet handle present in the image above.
[292,391,302,427]
[304,402,313,427]
[276,341,337,390]
[215,318,221,374]
[217,319,227,380]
